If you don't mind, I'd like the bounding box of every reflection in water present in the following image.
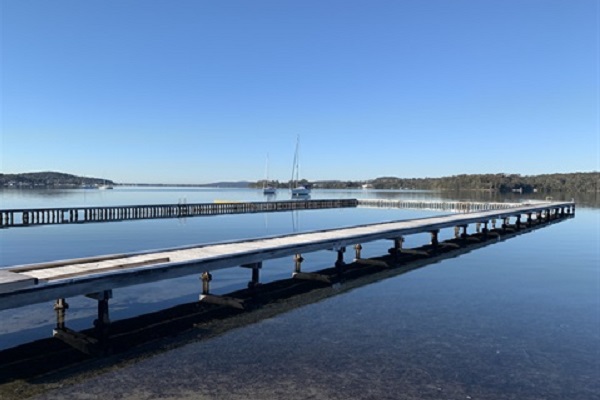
[437,189,599,208]
[291,209,299,232]
[366,188,599,208]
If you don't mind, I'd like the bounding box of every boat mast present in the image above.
[264,153,270,189]
[291,135,300,189]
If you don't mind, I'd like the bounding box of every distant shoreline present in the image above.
[1,171,598,193]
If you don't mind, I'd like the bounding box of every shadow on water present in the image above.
[0,214,574,399]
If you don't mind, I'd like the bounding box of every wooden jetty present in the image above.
[0,201,574,312]
[0,198,357,228]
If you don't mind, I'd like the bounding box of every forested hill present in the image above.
[367,173,599,193]
[306,172,597,192]
[0,172,112,187]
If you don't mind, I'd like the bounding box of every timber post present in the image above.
[335,247,346,270]
[354,244,363,260]
[251,264,260,288]
[461,225,468,239]
[430,230,439,251]
[82,290,111,328]
[388,237,404,261]
[53,298,69,330]
[87,290,112,345]
[201,271,212,296]
[482,221,489,239]
[198,271,245,309]
[241,262,262,289]
[294,254,304,274]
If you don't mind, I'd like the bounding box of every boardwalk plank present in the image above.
[0,270,37,294]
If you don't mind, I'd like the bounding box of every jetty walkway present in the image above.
[0,201,574,312]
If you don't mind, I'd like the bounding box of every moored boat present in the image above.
[263,154,277,195]
[290,136,310,197]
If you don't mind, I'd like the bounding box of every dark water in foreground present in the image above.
[0,188,598,399]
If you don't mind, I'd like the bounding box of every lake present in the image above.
[1,187,598,400]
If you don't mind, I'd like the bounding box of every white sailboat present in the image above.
[262,154,276,195]
[98,179,113,190]
[98,183,113,190]
[290,136,310,197]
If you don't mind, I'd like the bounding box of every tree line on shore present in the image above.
[1,171,598,193]
[256,172,599,193]
[367,172,598,193]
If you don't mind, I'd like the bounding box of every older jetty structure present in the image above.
[357,199,530,212]
[0,199,357,228]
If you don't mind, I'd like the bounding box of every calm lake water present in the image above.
[1,187,598,400]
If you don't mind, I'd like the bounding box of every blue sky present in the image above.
[2,0,598,184]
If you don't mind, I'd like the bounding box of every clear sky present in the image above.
[1,0,599,184]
